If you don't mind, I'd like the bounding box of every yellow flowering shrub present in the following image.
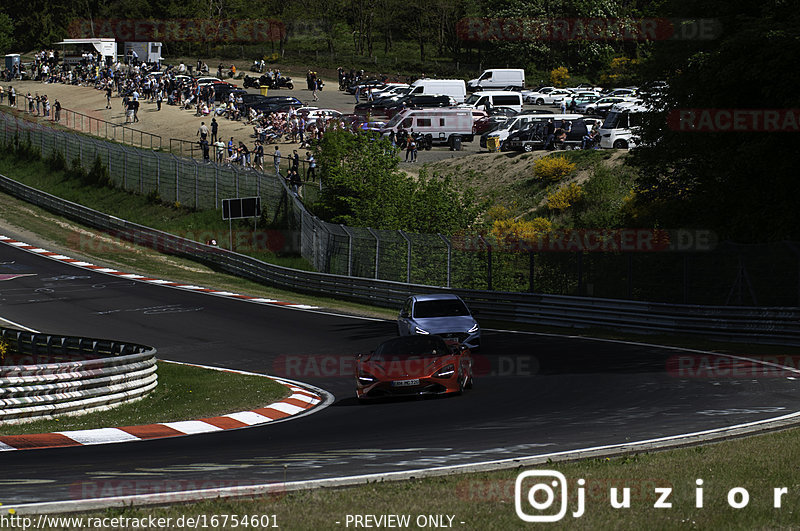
[534,155,576,182]
[550,66,570,87]
[546,183,585,210]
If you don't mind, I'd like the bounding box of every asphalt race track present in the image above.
[1,240,799,505]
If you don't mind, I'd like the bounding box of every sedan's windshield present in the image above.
[413,299,470,318]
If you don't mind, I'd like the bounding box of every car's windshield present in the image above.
[373,336,449,360]
[413,299,470,318]
[464,94,481,105]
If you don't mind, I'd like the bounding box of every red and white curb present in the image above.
[0,235,317,310]
[0,363,330,451]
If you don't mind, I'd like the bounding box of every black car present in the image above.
[346,79,386,95]
[507,118,590,151]
[249,101,303,115]
[354,94,406,115]
[214,85,247,103]
[383,94,453,117]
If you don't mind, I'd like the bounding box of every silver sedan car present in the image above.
[397,294,481,349]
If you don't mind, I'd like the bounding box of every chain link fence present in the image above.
[1,109,798,307]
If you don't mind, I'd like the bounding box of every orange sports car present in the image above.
[356,335,473,401]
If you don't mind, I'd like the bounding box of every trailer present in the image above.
[123,42,163,65]
[380,108,475,147]
[55,38,117,66]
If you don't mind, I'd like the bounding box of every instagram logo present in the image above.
[515,470,584,522]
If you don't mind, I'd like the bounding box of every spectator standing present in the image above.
[254,141,264,171]
[273,146,282,176]
[105,86,112,109]
[54,99,61,122]
[197,121,208,141]
[199,138,210,162]
[211,117,219,143]
[306,152,316,182]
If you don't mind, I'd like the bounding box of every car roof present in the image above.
[411,293,462,302]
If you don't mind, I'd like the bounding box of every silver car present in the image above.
[398,294,481,349]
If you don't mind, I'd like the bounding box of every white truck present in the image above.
[467,69,525,91]
[408,79,467,104]
[380,108,475,147]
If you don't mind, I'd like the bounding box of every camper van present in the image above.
[380,108,475,145]
[408,79,466,104]
[597,102,649,149]
[481,113,584,149]
[467,69,525,91]
[462,91,523,113]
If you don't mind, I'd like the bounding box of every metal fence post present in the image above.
[399,230,411,284]
[479,235,492,291]
[340,225,354,277]
[214,165,219,209]
[368,228,380,279]
[175,157,180,204]
[194,161,199,210]
[438,233,451,288]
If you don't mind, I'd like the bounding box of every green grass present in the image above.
[0,361,288,436]
[72,427,800,529]
[0,183,397,320]
[0,149,312,272]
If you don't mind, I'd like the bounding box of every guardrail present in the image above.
[0,327,158,424]
[57,108,162,150]
[0,173,798,346]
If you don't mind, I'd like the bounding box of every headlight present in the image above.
[468,323,479,333]
[414,326,429,335]
[434,364,455,378]
[358,371,377,385]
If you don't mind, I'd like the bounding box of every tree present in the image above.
[313,130,485,234]
[630,0,800,242]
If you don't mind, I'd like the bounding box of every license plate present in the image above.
[392,379,420,387]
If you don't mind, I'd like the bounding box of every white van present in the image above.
[481,113,584,149]
[597,102,649,149]
[467,69,525,91]
[408,79,467,104]
[380,108,474,144]
[462,91,523,113]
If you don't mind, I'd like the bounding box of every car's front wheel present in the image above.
[613,139,629,149]
[536,98,544,105]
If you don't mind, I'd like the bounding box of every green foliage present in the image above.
[313,129,485,234]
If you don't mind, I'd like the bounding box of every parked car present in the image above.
[472,107,519,134]
[528,89,573,105]
[467,68,525,91]
[407,79,467,104]
[346,79,386,95]
[461,91,524,113]
[523,86,559,103]
[382,94,454,118]
[507,118,591,151]
[578,96,639,116]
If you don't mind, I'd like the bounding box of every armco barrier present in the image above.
[0,327,157,424]
[0,174,799,346]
